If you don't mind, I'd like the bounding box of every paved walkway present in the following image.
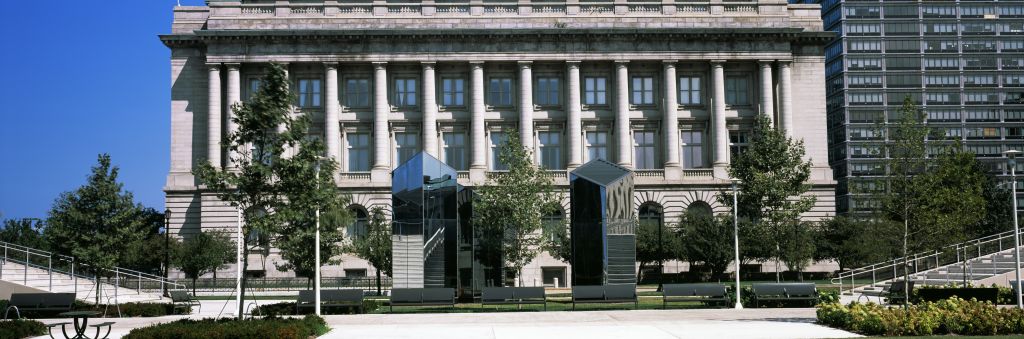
[321,308,860,339]
[28,307,859,339]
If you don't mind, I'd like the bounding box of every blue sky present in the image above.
[0,0,207,220]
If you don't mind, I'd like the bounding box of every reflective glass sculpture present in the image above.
[569,159,636,286]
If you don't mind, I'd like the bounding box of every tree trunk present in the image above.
[903,208,910,308]
[192,277,197,296]
[637,262,646,284]
[95,273,101,305]
[775,243,781,283]
[238,244,251,319]
[375,269,382,296]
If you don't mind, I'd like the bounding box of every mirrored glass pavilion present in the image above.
[569,159,636,286]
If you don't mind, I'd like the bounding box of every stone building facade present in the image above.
[161,0,835,284]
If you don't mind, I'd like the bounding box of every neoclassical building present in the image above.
[162,0,835,284]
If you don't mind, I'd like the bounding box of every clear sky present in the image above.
[0,0,208,220]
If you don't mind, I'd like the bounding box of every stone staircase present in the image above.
[0,260,167,304]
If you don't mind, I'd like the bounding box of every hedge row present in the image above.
[0,319,46,339]
[122,315,329,339]
[817,298,1024,336]
[253,300,381,317]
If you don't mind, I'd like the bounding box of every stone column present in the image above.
[711,60,728,168]
[778,60,794,136]
[662,60,680,175]
[225,63,241,168]
[566,61,583,169]
[518,61,534,151]
[207,63,222,168]
[372,62,390,174]
[615,60,632,168]
[758,61,775,126]
[325,63,341,162]
[470,62,486,171]
[422,62,439,158]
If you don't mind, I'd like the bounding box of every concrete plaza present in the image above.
[30,305,859,339]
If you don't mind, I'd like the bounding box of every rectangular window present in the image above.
[489,132,508,170]
[849,74,882,88]
[633,131,656,169]
[346,133,370,172]
[345,78,370,108]
[394,132,418,166]
[247,79,262,100]
[924,40,958,52]
[394,78,417,107]
[925,75,960,87]
[678,76,702,105]
[535,77,561,106]
[443,133,467,170]
[488,78,513,106]
[537,131,563,170]
[586,131,608,162]
[441,78,465,106]
[729,130,750,162]
[725,76,750,105]
[924,57,959,70]
[848,58,883,70]
[583,77,607,105]
[964,74,996,87]
[631,76,655,105]
[681,131,704,168]
[297,78,322,108]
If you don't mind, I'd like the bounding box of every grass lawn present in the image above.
[862,337,1024,339]
[374,296,729,314]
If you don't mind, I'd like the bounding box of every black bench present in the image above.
[571,284,637,310]
[750,283,818,307]
[3,292,76,319]
[481,287,547,310]
[871,281,915,305]
[296,289,365,314]
[662,283,729,308]
[918,287,998,304]
[389,288,456,311]
[169,290,201,314]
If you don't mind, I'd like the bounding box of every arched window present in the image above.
[348,205,368,239]
[638,203,663,229]
[542,208,565,242]
[686,201,713,219]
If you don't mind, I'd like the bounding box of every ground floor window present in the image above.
[542,267,567,288]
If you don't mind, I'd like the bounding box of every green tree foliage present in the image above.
[172,231,234,295]
[636,219,682,283]
[722,114,815,281]
[814,216,900,271]
[0,218,46,249]
[541,217,571,263]
[274,194,351,286]
[346,207,392,295]
[474,130,560,285]
[974,170,1014,238]
[679,213,733,281]
[193,63,334,318]
[778,220,817,281]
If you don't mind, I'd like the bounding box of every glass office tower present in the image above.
[796,0,1024,212]
[569,159,636,286]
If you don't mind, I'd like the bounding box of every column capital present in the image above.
[421,61,436,69]
[517,60,533,68]
[566,60,582,66]
[323,62,339,70]
[372,61,388,69]
[614,60,630,66]
[206,63,222,71]
[777,60,793,67]
[709,60,727,65]
[225,63,241,70]
[662,60,678,66]
[757,60,774,67]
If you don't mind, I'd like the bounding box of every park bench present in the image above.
[389,288,456,311]
[750,283,818,307]
[571,284,637,310]
[662,283,729,308]
[296,289,365,314]
[3,292,75,319]
[169,290,201,314]
[917,287,998,303]
[871,281,915,305]
[481,287,547,310]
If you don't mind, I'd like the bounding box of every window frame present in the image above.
[678,75,703,106]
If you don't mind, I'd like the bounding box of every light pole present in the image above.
[1005,149,1022,309]
[731,178,743,309]
[164,209,171,297]
[314,160,322,316]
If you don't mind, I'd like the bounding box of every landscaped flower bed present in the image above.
[121,315,329,339]
[817,297,1024,336]
[0,319,47,339]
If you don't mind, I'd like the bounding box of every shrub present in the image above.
[817,297,1024,336]
[82,302,188,317]
[122,314,329,339]
[0,319,47,339]
[253,299,380,316]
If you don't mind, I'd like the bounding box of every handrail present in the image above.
[832,228,1024,295]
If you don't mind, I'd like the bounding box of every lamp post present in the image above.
[1005,149,1022,309]
[731,178,743,309]
[164,209,171,297]
[314,160,322,316]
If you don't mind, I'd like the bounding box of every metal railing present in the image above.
[0,241,185,301]
[182,276,393,294]
[831,228,1024,295]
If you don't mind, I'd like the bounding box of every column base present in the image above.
[371,168,391,184]
[469,167,488,185]
[713,165,731,181]
[664,165,682,181]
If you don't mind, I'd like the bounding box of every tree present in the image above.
[542,218,571,264]
[347,207,392,295]
[0,218,46,249]
[679,213,733,281]
[778,220,816,281]
[274,194,351,286]
[193,63,333,318]
[636,220,682,283]
[974,168,1014,238]
[814,216,900,271]
[474,130,560,286]
[722,113,815,282]
[44,154,160,303]
[172,231,234,295]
